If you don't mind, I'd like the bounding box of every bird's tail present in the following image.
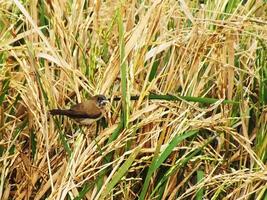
[49,109,72,116]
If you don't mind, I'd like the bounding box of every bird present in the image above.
[49,95,108,125]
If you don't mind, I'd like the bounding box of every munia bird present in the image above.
[49,95,108,125]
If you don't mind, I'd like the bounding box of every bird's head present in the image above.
[93,95,109,108]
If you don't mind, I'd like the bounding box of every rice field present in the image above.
[0,0,267,199]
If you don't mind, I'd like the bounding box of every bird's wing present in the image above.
[69,101,102,119]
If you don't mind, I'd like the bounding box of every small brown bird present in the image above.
[50,95,108,125]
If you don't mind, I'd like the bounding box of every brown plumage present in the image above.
[50,95,108,125]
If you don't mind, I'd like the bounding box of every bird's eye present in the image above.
[97,96,105,102]
[97,95,107,106]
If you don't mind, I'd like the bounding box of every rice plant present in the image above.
[0,0,266,199]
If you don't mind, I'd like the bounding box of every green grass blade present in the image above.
[154,130,198,169]
[0,78,10,105]
[148,60,160,81]
[150,135,217,198]
[99,146,141,199]
[59,132,72,157]
[148,93,240,105]
[196,170,204,200]
[73,182,93,200]
[257,40,267,105]
[96,122,124,192]
[117,6,129,128]
[139,130,198,200]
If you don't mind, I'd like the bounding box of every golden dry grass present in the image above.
[0,0,267,199]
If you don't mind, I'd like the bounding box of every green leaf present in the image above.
[148,93,239,105]
[74,180,93,200]
[155,130,198,169]
[196,170,204,200]
[59,131,72,157]
[148,60,160,81]
[0,78,10,105]
[139,130,198,200]
[99,146,141,199]
[117,7,129,129]
[150,135,217,198]
[96,122,124,192]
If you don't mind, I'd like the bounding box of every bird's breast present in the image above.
[73,115,103,125]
